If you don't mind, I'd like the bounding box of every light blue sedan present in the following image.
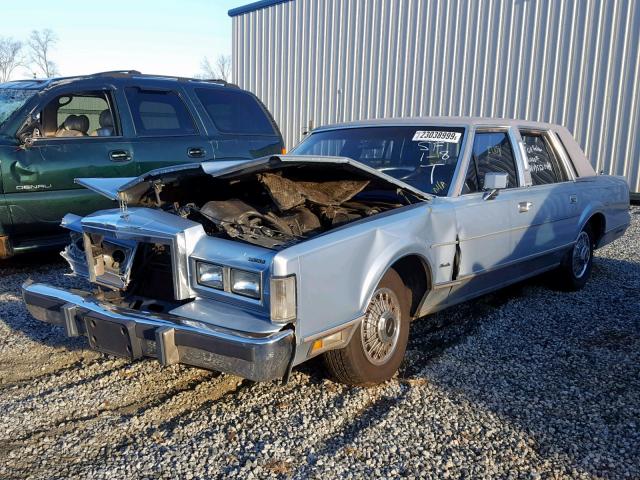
[23,118,631,385]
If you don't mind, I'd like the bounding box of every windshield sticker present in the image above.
[412,130,461,143]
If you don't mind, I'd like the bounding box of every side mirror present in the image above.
[482,172,508,200]
[16,113,42,147]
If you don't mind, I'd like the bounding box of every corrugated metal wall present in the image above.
[232,0,640,192]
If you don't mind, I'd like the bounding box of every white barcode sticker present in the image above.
[412,130,461,143]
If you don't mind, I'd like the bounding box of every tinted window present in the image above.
[463,132,518,193]
[195,88,275,134]
[521,132,568,185]
[125,88,196,136]
[291,126,466,196]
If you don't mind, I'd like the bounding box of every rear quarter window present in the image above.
[195,88,275,135]
[521,131,568,185]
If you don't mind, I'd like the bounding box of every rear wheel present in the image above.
[324,269,410,386]
[556,225,594,291]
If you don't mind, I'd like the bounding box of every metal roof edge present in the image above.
[228,0,291,17]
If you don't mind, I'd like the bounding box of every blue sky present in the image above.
[3,0,243,79]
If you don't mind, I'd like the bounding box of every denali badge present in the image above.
[16,184,52,191]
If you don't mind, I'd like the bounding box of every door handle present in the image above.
[187,147,205,158]
[518,201,533,213]
[109,150,131,162]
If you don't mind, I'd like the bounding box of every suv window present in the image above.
[195,88,275,134]
[463,132,518,193]
[520,131,568,185]
[40,91,118,138]
[125,88,196,136]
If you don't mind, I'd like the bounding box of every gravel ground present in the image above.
[1,207,638,479]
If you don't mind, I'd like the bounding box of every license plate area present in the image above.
[84,315,142,359]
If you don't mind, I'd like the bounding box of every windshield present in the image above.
[0,88,34,129]
[291,126,466,196]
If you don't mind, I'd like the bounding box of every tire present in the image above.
[323,269,410,386]
[556,225,595,291]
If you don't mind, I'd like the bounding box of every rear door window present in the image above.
[125,88,197,136]
[520,131,568,185]
[463,132,518,193]
[195,88,275,135]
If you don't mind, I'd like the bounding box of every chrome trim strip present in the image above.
[432,240,575,289]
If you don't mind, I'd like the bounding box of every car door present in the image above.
[123,86,211,173]
[2,88,136,238]
[509,128,578,267]
[447,129,523,302]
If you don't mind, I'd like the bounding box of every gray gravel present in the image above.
[1,207,639,479]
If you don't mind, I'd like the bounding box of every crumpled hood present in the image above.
[75,155,432,204]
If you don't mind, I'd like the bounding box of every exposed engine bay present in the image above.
[130,164,415,249]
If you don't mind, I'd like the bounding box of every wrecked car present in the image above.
[23,118,631,385]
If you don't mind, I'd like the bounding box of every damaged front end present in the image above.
[23,155,429,381]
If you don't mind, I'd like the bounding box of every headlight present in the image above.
[230,269,261,299]
[270,275,296,323]
[196,262,224,290]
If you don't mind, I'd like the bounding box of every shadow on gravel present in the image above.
[407,256,640,478]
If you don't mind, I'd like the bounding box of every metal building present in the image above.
[229,0,640,194]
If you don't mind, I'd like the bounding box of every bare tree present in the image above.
[0,37,24,82]
[28,29,59,78]
[215,54,232,81]
[199,54,232,81]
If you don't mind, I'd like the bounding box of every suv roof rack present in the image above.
[190,78,240,88]
[90,70,142,77]
[10,71,239,89]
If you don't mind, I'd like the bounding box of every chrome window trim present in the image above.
[453,126,524,196]
[518,128,576,185]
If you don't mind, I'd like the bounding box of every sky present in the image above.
[2,0,243,80]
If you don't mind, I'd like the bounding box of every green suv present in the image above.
[0,70,284,258]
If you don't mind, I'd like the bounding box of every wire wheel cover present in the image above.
[361,287,401,365]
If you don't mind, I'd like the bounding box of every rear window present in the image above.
[195,88,275,135]
[125,88,197,136]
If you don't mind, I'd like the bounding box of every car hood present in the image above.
[76,155,432,204]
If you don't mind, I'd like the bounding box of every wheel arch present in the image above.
[363,253,433,320]
[584,212,606,247]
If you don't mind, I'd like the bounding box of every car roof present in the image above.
[314,116,561,131]
[0,70,238,92]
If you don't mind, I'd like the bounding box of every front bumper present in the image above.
[22,282,294,382]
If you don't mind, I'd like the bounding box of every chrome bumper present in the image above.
[22,282,294,382]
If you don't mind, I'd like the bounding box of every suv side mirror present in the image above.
[16,113,42,147]
[482,172,508,200]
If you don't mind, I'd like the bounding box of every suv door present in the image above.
[123,87,211,172]
[2,88,136,239]
[448,129,523,302]
[192,86,284,159]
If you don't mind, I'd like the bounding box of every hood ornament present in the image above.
[118,193,129,220]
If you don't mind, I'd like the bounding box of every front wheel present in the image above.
[556,225,595,291]
[323,269,410,386]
